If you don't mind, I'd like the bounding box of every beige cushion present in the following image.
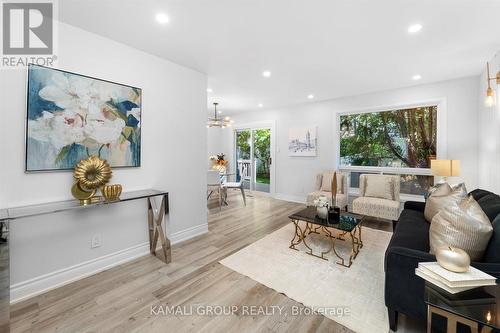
[430,196,493,261]
[424,183,467,222]
[364,175,394,200]
[320,173,343,194]
[352,196,400,221]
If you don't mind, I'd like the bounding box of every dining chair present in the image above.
[222,164,247,206]
[207,170,223,211]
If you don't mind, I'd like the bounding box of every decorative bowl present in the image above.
[102,184,122,201]
[436,246,470,273]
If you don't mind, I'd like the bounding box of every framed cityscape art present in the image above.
[25,64,142,171]
[288,127,317,156]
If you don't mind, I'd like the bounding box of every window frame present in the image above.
[335,98,447,199]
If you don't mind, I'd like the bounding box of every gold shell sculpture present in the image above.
[74,156,112,190]
[102,184,122,201]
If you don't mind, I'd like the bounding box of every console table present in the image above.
[0,189,171,332]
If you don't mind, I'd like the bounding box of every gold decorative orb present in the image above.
[436,246,470,273]
[102,184,122,201]
[74,156,112,190]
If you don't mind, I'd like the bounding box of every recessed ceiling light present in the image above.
[156,13,169,24]
[206,88,213,93]
[307,94,314,99]
[258,103,263,107]
[412,74,422,81]
[262,71,271,78]
[408,24,422,34]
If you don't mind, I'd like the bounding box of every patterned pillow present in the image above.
[364,175,393,200]
[424,183,467,222]
[430,196,493,261]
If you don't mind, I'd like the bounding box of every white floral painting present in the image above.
[26,64,141,171]
[288,127,317,156]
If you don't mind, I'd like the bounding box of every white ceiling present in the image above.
[59,0,500,114]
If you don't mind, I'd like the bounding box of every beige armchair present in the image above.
[306,171,349,211]
[352,174,401,229]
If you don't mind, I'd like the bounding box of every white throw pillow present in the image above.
[320,173,343,194]
[424,183,467,222]
[430,196,493,261]
[364,176,393,200]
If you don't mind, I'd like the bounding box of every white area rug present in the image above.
[220,223,392,333]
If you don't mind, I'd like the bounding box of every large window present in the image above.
[339,105,438,196]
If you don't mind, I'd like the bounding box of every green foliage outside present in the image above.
[340,106,437,192]
[254,129,271,181]
[236,129,271,184]
[236,130,251,160]
[256,177,271,184]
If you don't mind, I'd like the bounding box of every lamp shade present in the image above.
[430,160,460,177]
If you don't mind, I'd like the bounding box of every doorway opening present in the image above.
[235,127,272,193]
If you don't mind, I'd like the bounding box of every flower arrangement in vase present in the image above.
[209,153,228,174]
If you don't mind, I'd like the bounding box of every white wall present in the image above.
[478,50,500,193]
[215,77,479,202]
[0,23,207,301]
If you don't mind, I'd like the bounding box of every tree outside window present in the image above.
[340,106,437,194]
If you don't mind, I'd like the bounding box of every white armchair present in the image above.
[352,174,401,228]
[306,171,349,211]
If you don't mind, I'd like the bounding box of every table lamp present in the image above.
[430,160,460,184]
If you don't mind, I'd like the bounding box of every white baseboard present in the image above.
[10,223,208,304]
[170,223,209,244]
[273,193,306,204]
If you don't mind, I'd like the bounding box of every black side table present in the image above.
[425,282,500,333]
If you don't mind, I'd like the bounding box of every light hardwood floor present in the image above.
[10,190,423,333]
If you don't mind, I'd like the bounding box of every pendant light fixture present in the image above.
[207,102,233,128]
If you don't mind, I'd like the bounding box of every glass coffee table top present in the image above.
[425,282,500,329]
[289,206,364,232]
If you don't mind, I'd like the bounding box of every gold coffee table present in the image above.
[288,207,364,268]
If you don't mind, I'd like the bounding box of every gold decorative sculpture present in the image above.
[74,156,112,189]
[102,184,123,202]
[71,182,97,204]
[331,171,338,207]
[72,156,114,205]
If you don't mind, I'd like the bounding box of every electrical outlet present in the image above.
[91,234,102,249]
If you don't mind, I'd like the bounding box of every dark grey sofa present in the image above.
[384,189,500,331]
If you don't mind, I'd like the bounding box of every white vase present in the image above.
[317,206,328,219]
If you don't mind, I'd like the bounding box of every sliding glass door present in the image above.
[235,128,271,193]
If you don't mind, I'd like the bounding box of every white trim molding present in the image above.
[169,223,209,244]
[10,223,208,304]
[273,193,306,204]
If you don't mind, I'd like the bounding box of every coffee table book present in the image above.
[416,262,496,294]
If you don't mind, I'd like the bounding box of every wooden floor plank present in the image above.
[10,192,375,333]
